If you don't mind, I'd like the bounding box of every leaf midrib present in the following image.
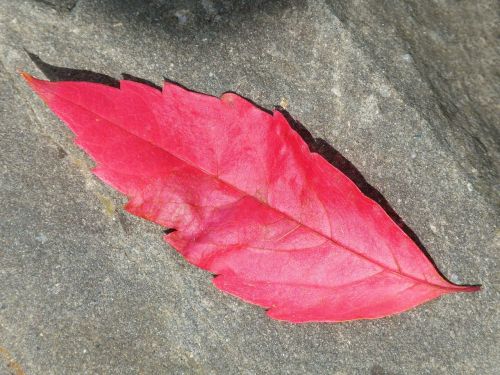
[49,86,462,293]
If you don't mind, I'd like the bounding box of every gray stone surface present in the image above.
[0,0,498,374]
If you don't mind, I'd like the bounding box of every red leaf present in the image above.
[23,73,479,323]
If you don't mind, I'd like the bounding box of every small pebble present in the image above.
[401,53,413,62]
[330,87,341,97]
[450,274,460,283]
[35,233,48,244]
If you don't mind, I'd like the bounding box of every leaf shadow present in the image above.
[26,51,473,286]
[25,50,120,87]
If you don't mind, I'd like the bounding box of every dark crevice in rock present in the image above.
[325,0,499,202]
[34,0,80,12]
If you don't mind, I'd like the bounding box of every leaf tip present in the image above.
[20,72,42,91]
[462,285,481,293]
[445,283,481,294]
[20,71,34,83]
